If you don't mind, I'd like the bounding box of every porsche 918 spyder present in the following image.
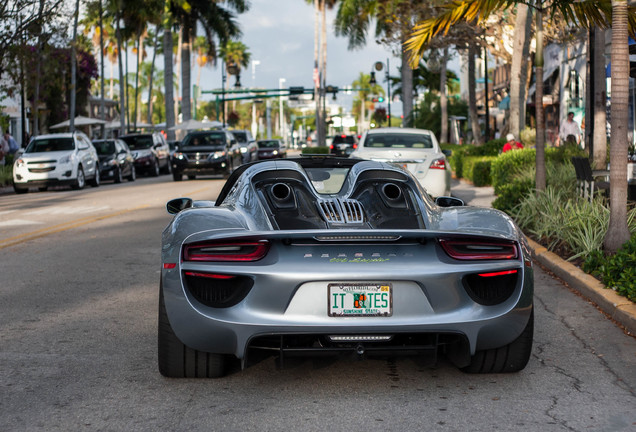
[158,157,533,378]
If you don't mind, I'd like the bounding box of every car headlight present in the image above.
[272,150,278,155]
[58,154,72,164]
[240,147,248,153]
[15,158,26,168]
[174,152,185,160]
[213,151,226,159]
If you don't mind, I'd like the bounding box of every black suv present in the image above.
[330,134,359,157]
[171,130,242,181]
[120,132,171,176]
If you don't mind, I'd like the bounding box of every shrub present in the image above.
[0,165,12,187]
[584,236,636,302]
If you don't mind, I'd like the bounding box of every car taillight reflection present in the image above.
[183,240,270,262]
[438,239,518,260]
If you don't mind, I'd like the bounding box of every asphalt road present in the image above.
[0,175,635,431]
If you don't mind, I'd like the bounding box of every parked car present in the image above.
[119,132,171,176]
[158,157,534,378]
[256,139,287,160]
[230,129,258,163]
[92,138,136,183]
[350,127,452,197]
[330,134,358,157]
[12,132,100,193]
[171,129,242,181]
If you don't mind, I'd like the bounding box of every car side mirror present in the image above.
[167,198,193,214]
[435,196,464,207]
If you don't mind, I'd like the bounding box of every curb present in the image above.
[527,238,636,336]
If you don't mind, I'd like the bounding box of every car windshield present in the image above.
[257,140,280,149]
[121,135,153,150]
[27,138,75,153]
[232,131,248,143]
[93,141,116,155]
[305,167,350,194]
[364,133,433,149]
[181,132,226,149]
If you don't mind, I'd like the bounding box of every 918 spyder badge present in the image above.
[328,283,393,317]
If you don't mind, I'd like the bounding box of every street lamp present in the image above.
[251,60,260,138]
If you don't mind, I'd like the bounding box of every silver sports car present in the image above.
[159,157,533,378]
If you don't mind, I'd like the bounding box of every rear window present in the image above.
[332,135,356,145]
[364,133,433,149]
[181,132,226,148]
[120,135,153,150]
[27,138,75,153]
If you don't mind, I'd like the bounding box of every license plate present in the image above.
[328,283,392,317]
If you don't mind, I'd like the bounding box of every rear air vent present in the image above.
[317,199,364,224]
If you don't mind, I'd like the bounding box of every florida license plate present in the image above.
[328,283,392,317]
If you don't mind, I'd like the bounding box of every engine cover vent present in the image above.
[317,199,365,224]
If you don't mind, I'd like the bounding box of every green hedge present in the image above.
[301,146,329,155]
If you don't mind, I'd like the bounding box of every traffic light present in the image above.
[289,86,304,101]
[377,96,384,102]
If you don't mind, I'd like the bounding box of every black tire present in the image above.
[463,309,534,374]
[14,184,28,194]
[151,159,160,177]
[187,175,196,180]
[71,166,86,190]
[114,167,123,183]
[162,159,172,175]
[38,186,48,192]
[89,167,100,187]
[128,166,136,182]
[158,284,227,378]
[172,171,183,182]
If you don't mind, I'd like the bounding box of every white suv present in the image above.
[13,132,100,194]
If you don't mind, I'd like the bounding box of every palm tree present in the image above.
[351,72,384,134]
[168,0,248,124]
[219,40,251,120]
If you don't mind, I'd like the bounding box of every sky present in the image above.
[195,0,405,115]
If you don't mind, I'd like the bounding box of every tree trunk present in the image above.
[69,0,80,132]
[147,27,159,125]
[314,0,321,145]
[439,47,448,143]
[468,44,482,145]
[320,0,327,145]
[33,0,45,137]
[163,23,175,141]
[534,10,546,192]
[116,15,125,136]
[604,0,631,253]
[133,32,141,130]
[509,3,531,138]
[99,0,105,138]
[593,27,608,169]
[181,20,192,122]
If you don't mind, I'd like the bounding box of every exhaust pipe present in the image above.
[381,183,402,201]
[271,183,292,201]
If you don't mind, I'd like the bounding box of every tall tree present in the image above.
[168,0,247,123]
[351,72,384,134]
[605,0,631,252]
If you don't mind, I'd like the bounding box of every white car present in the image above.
[13,132,100,194]
[350,127,452,197]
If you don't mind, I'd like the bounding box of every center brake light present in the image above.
[438,239,518,260]
[183,240,270,262]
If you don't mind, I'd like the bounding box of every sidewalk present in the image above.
[452,178,636,336]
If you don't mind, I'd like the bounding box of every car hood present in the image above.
[352,148,441,162]
[178,146,225,152]
[20,150,75,161]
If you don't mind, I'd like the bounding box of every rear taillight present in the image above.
[353,143,358,149]
[183,240,270,262]
[330,144,334,150]
[429,158,446,170]
[439,239,518,260]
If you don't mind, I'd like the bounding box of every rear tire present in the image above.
[463,309,534,374]
[151,159,160,177]
[89,167,100,187]
[158,284,227,378]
